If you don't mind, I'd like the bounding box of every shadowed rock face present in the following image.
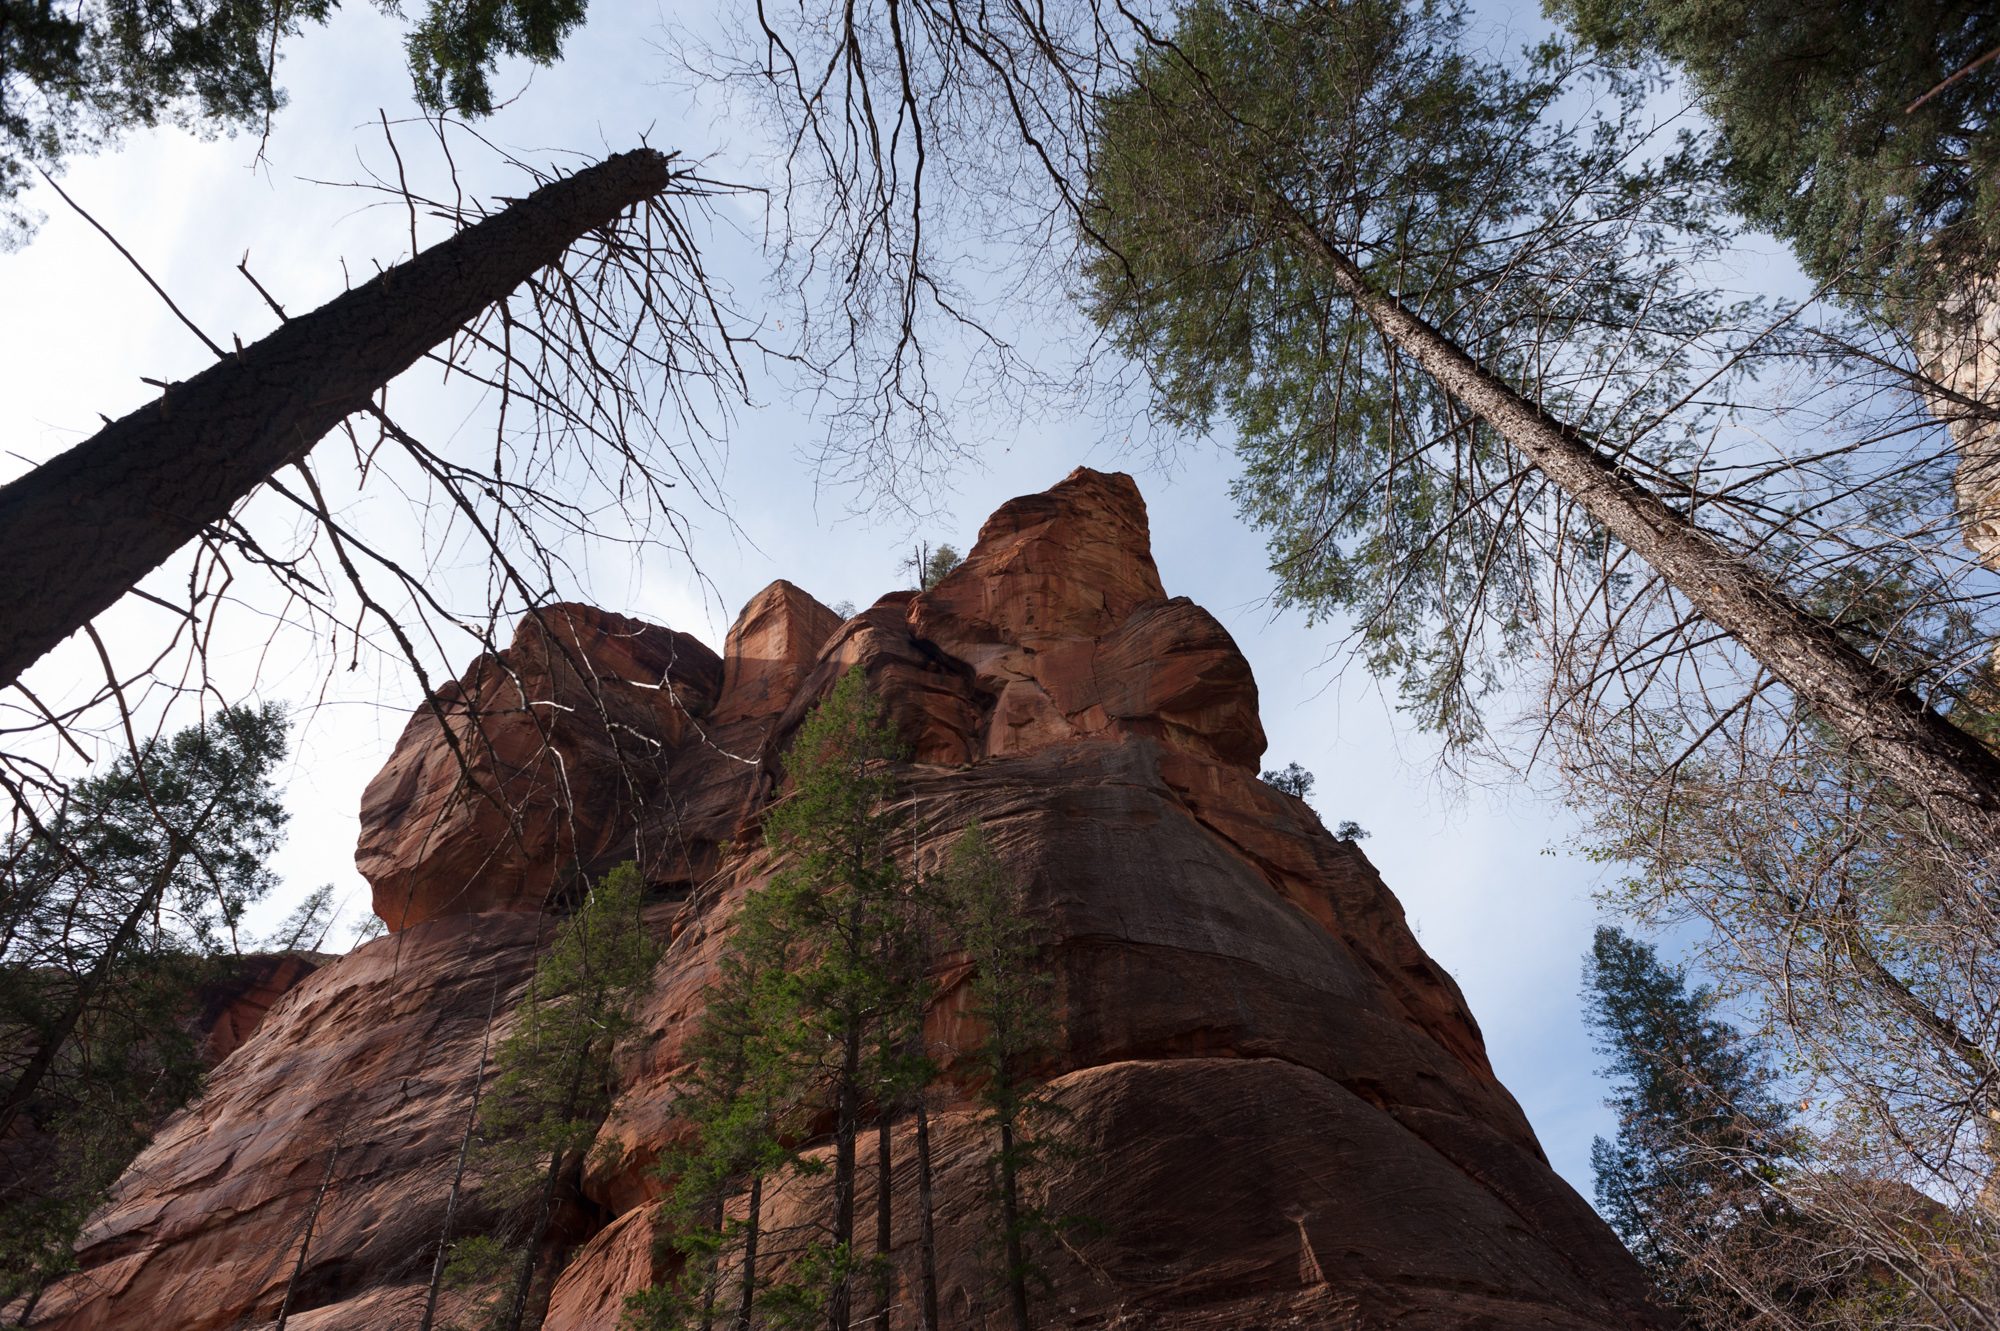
[24,469,1664,1330]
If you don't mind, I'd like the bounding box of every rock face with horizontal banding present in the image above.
[21,468,1664,1330]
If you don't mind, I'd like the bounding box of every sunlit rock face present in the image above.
[1918,280,2000,569]
[24,468,1666,1331]
[354,603,725,931]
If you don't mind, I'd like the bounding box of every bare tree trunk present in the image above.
[419,980,500,1331]
[274,1139,342,1331]
[500,1038,596,1331]
[698,1190,722,1331]
[828,1006,863,1331]
[0,148,676,692]
[997,1119,1030,1331]
[873,1112,893,1329]
[735,1173,762,1331]
[913,1094,939,1331]
[1279,203,2000,860]
[501,1148,565,1331]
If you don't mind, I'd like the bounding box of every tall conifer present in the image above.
[452,862,656,1331]
[938,821,1058,1331]
[757,667,912,1331]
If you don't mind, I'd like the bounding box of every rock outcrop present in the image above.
[355,605,723,930]
[1918,282,2000,569]
[24,469,1664,1329]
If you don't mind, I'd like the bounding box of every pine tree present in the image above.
[0,702,289,1309]
[0,0,620,245]
[938,821,1059,1331]
[450,862,657,1331]
[1081,0,2000,860]
[629,876,810,1331]
[1583,925,1802,1325]
[633,672,947,1331]
[756,667,912,1331]
[1547,0,1999,312]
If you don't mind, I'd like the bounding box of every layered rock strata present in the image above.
[24,468,1663,1329]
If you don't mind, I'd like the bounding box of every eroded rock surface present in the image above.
[31,468,1661,1330]
[1917,281,2000,569]
[356,604,723,929]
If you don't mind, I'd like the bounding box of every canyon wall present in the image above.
[21,469,1664,1329]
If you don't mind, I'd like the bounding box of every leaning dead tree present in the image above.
[0,119,770,943]
[0,147,685,693]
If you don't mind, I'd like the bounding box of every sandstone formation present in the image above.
[193,951,326,1064]
[1918,282,2000,569]
[24,468,1664,1329]
[355,605,723,930]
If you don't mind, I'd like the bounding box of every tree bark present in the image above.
[828,1003,862,1331]
[873,1111,893,1329]
[698,1190,722,1331]
[913,1094,939,1331]
[735,1173,762,1331]
[997,1118,1030,1331]
[0,148,676,692]
[1279,203,2000,860]
[501,1148,566,1331]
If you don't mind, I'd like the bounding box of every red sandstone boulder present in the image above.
[711,580,845,724]
[356,604,723,930]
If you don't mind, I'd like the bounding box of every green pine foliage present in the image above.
[0,0,602,244]
[628,683,1082,1331]
[449,861,657,1331]
[753,666,917,1330]
[1082,0,1737,745]
[1258,763,1314,801]
[630,667,929,1331]
[902,543,963,591]
[1583,926,1811,1325]
[0,701,290,1308]
[937,821,1062,1331]
[1548,0,2000,314]
[628,878,812,1331]
[0,949,210,1305]
[404,0,590,117]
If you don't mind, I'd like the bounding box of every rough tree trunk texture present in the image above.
[828,1006,862,1331]
[912,1097,938,1331]
[736,1174,761,1331]
[873,1113,892,1329]
[1281,207,2000,860]
[503,1148,567,1331]
[0,148,675,693]
[997,1119,1030,1331]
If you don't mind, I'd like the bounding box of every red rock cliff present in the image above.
[22,469,1663,1330]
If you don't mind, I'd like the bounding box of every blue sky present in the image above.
[0,0,1728,1198]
